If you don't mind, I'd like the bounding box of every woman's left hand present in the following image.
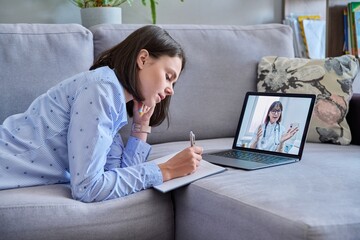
[280,127,298,143]
[133,100,154,125]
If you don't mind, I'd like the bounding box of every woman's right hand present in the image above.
[250,125,263,149]
[158,146,203,182]
[256,125,263,141]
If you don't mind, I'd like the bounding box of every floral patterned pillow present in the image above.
[257,55,359,145]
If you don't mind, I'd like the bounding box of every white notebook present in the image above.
[151,152,226,193]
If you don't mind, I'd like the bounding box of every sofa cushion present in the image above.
[0,24,94,123]
[90,24,295,144]
[175,140,360,240]
[257,55,359,145]
[0,184,174,240]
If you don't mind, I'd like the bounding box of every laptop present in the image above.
[203,92,316,170]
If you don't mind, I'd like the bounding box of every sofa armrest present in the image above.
[347,93,360,145]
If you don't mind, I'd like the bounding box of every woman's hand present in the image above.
[255,125,263,141]
[158,146,203,182]
[133,100,154,125]
[250,125,263,149]
[131,101,155,142]
[280,127,298,143]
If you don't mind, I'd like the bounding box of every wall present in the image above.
[0,0,282,25]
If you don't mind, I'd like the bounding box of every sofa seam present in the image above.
[96,26,291,33]
[0,31,91,36]
[0,198,130,209]
[0,204,81,210]
[90,24,290,33]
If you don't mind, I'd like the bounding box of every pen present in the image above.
[190,131,195,147]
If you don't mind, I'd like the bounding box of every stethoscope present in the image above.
[261,122,280,146]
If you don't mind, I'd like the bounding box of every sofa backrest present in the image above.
[0,23,294,144]
[0,24,94,123]
[91,24,294,144]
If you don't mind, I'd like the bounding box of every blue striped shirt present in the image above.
[0,66,163,202]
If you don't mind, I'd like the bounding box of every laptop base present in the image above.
[203,150,297,170]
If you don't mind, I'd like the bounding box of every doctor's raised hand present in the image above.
[255,125,263,142]
[280,126,299,143]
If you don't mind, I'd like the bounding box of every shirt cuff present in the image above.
[144,161,163,187]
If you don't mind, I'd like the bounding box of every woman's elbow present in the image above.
[71,184,97,203]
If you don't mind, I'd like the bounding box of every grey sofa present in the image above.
[0,23,359,240]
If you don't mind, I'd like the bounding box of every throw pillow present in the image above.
[257,55,359,145]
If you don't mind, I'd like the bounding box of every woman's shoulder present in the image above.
[85,66,121,87]
[85,66,113,80]
[51,67,121,99]
[83,67,126,104]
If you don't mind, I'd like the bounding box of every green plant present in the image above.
[142,0,184,24]
[69,0,131,8]
[69,0,184,24]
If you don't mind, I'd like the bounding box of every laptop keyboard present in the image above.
[211,150,291,164]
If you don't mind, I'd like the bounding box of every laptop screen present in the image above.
[234,92,315,158]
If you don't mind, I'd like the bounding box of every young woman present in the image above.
[249,101,298,152]
[0,25,203,202]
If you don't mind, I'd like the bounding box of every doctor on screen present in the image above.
[249,101,298,152]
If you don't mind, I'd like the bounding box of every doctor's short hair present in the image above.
[265,101,283,123]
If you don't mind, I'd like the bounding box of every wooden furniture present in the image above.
[283,0,360,57]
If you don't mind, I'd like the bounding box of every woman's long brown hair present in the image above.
[90,25,186,127]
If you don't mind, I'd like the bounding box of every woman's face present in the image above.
[137,49,182,108]
[268,107,282,123]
